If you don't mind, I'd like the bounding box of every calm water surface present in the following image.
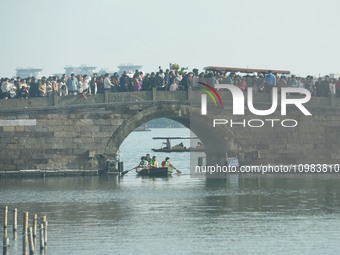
[1,128,340,255]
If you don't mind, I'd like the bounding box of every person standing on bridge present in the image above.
[67,73,78,95]
[336,77,340,97]
[104,73,115,91]
[79,74,91,97]
[1,78,10,99]
[264,70,276,93]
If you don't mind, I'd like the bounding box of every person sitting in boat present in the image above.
[134,156,149,174]
[138,156,149,169]
[150,156,159,168]
[162,139,171,149]
[145,153,151,163]
[161,157,174,168]
[172,142,186,150]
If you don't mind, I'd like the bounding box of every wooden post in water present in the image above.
[23,212,29,255]
[33,214,38,238]
[118,161,124,174]
[13,208,18,233]
[13,208,18,240]
[43,221,48,246]
[28,227,35,254]
[3,228,10,254]
[42,215,47,246]
[3,206,8,229]
[39,224,44,250]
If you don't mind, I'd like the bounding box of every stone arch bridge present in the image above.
[0,90,339,172]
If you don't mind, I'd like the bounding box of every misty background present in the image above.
[0,0,339,77]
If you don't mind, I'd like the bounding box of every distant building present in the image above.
[329,73,340,79]
[117,64,142,75]
[64,65,97,76]
[52,73,65,79]
[16,68,43,79]
[97,68,110,76]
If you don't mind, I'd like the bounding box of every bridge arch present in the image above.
[104,103,241,164]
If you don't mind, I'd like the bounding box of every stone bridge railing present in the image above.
[0,89,339,112]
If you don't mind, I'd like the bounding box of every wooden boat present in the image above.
[133,124,151,132]
[152,136,205,153]
[203,66,290,74]
[152,147,204,152]
[136,167,173,177]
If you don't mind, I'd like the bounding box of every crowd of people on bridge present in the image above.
[1,66,340,99]
[211,70,340,97]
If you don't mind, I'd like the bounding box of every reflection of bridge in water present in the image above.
[0,89,339,172]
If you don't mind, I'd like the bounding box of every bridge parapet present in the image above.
[0,89,338,113]
[0,90,190,112]
[0,90,339,172]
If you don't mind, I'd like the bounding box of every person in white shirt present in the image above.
[169,81,178,91]
[103,73,114,91]
[80,75,91,94]
[329,78,336,95]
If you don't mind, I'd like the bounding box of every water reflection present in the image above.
[202,176,340,214]
[1,175,340,254]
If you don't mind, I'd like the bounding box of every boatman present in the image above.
[161,157,174,168]
[162,139,171,149]
[161,157,182,174]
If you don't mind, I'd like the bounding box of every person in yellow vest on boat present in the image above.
[150,156,159,168]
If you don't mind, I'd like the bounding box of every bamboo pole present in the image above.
[23,212,29,255]
[41,215,48,246]
[28,227,35,254]
[43,221,48,246]
[3,228,9,253]
[13,208,18,233]
[4,206,8,229]
[39,224,44,250]
[33,214,38,238]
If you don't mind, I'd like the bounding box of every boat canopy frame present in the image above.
[204,66,290,75]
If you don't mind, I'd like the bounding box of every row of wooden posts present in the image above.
[3,206,48,254]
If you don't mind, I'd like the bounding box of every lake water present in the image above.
[1,128,340,255]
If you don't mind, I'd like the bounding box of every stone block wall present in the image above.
[0,106,129,171]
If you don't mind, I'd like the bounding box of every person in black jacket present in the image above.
[29,77,39,97]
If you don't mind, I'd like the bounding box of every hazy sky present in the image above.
[0,0,339,77]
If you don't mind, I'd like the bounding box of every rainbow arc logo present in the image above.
[199,82,223,115]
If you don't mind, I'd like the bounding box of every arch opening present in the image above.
[104,104,240,173]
